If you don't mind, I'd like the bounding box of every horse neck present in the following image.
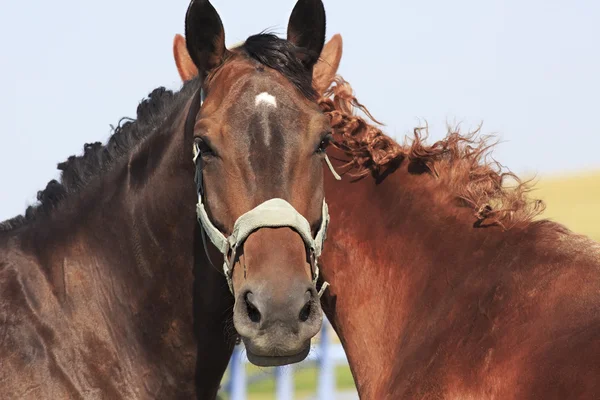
[321,161,511,398]
[123,114,236,395]
[0,103,216,396]
[84,103,236,395]
[18,111,196,282]
[14,103,201,334]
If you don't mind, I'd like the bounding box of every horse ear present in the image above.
[173,34,199,81]
[286,0,326,70]
[313,34,343,95]
[184,0,227,78]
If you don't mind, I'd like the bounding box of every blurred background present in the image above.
[1,0,598,398]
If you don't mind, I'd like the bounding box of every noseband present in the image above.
[185,86,339,297]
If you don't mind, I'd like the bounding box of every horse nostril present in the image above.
[244,292,261,324]
[299,300,312,322]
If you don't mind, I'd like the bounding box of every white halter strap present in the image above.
[196,196,330,296]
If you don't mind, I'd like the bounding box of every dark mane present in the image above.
[0,79,200,232]
[228,33,318,100]
[319,77,546,229]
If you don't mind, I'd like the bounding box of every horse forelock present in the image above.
[214,33,317,101]
[318,76,546,229]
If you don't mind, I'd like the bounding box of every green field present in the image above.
[218,170,600,399]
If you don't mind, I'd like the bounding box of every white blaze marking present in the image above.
[255,92,277,108]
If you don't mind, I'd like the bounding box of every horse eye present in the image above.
[316,133,332,154]
[195,138,214,156]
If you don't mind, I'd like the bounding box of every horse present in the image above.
[174,30,600,400]
[317,80,600,400]
[0,0,343,397]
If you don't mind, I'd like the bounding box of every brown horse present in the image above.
[0,0,343,397]
[175,33,600,400]
[319,84,600,398]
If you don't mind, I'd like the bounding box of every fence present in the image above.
[220,317,350,400]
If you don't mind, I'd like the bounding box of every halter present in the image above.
[185,86,340,297]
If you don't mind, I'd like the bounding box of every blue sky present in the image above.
[1,0,598,221]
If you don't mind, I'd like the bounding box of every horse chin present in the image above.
[245,345,311,367]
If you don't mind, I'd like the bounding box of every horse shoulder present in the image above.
[479,221,600,398]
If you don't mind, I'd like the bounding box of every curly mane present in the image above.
[318,77,545,229]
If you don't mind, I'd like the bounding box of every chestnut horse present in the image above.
[174,34,600,400]
[318,82,600,398]
[0,0,342,397]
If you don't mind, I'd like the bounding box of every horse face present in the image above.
[184,0,339,366]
